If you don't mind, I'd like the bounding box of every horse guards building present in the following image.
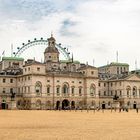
[0,35,140,110]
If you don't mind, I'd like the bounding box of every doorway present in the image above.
[1,103,7,109]
[56,101,60,110]
[133,104,137,109]
[102,103,106,109]
[62,99,69,110]
[71,101,75,109]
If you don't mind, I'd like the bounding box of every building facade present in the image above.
[0,35,140,110]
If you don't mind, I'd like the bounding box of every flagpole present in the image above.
[11,44,13,57]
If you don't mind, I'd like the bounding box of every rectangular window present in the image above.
[111,91,113,96]
[3,88,5,93]
[98,91,100,96]
[3,79,6,83]
[37,67,40,71]
[72,88,74,94]
[120,90,122,96]
[10,88,13,93]
[120,82,121,86]
[10,79,13,83]
[104,83,106,87]
[79,88,82,96]
[56,87,59,94]
[91,71,94,75]
[18,88,20,93]
[28,76,30,80]
[47,87,50,93]
[28,87,30,93]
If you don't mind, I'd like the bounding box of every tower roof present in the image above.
[44,47,59,53]
[47,33,56,41]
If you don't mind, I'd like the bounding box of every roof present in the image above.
[44,47,59,53]
[110,62,129,66]
[24,60,44,66]
[99,62,129,68]
[2,57,24,61]
[60,60,80,64]
[78,65,97,70]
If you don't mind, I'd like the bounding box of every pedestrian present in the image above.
[136,108,138,113]
[119,108,121,113]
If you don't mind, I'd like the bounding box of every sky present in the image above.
[0,0,140,70]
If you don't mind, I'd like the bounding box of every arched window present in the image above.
[79,87,82,96]
[126,86,131,97]
[133,87,137,97]
[56,85,60,96]
[62,83,69,95]
[35,81,42,95]
[71,86,75,96]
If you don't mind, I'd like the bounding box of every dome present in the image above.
[44,47,59,53]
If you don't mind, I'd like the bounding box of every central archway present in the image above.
[62,99,70,110]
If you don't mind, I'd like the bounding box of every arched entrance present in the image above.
[102,101,106,109]
[71,101,75,109]
[133,101,137,109]
[56,101,60,110]
[1,103,6,109]
[1,100,8,109]
[62,99,70,110]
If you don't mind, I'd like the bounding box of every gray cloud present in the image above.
[0,0,88,22]
[59,19,79,37]
[0,0,58,21]
[92,42,110,53]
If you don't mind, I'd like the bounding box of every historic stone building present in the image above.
[0,35,140,110]
[0,35,99,110]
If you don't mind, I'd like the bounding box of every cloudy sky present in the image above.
[0,0,140,70]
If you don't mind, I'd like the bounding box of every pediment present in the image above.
[126,74,140,81]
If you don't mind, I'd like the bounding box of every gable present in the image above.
[126,74,140,81]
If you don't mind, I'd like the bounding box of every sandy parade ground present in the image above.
[0,110,140,140]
